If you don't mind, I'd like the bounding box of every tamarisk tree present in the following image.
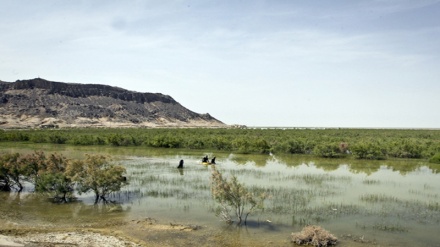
[0,153,25,192]
[67,154,128,204]
[210,166,266,225]
[35,153,76,202]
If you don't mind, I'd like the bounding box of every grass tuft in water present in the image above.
[360,194,399,203]
[363,179,380,185]
[356,222,409,232]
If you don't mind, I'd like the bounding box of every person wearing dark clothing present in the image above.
[211,157,216,164]
[177,159,184,168]
[202,155,209,163]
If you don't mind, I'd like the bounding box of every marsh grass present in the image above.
[360,194,400,203]
[424,183,435,190]
[360,193,440,213]
[363,179,380,185]
[123,157,359,228]
[356,192,440,226]
[408,189,439,199]
[356,222,409,232]
[121,159,213,207]
[270,173,351,184]
[373,223,409,232]
[22,150,440,243]
[288,203,361,226]
[427,202,440,211]
[52,155,440,231]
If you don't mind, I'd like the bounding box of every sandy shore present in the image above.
[0,115,227,129]
[0,231,138,247]
[0,217,205,247]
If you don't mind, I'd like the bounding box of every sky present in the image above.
[1,0,439,128]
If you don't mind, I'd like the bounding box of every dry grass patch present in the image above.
[291,225,338,246]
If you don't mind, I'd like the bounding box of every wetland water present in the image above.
[1,143,440,246]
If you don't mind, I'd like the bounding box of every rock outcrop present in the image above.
[0,78,225,128]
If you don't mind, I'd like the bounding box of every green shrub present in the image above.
[185,139,205,149]
[49,134,67,144]
[0,128,439,159]
[429,153,440,164]
[71,135,92,145]
[313,143,343,158]
[351,141,387,160]
[149,134,183,148]
[388,139,423,159]
[29,133,48,143]
[2,131,29,141]
[253,138,271,154]
[211,136,232,151]
[232,137,252,154]
[285,139,311,154]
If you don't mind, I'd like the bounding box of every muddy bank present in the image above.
[0,217,259,247]
[0,219,375,247]
[0,218,141,247]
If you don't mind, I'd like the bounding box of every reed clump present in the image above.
[291,225,338,247]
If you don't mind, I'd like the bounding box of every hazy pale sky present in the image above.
[1,0,439,128]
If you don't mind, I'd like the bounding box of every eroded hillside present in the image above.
[0,78,225,128]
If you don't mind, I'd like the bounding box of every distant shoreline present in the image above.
[247,126,440,130]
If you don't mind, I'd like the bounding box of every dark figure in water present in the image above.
[177,159,184,168]
[202,155,209,163]
[211,157,216,164]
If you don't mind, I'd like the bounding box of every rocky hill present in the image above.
[0,78,225,128]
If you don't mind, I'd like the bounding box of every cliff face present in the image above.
[0,78,225,128]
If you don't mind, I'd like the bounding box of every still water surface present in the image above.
[1,143,440,246]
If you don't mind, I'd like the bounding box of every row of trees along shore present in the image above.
[1,128,439,162]
[0,151,127,203]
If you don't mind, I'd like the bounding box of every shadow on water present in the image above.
[239,220,283,231]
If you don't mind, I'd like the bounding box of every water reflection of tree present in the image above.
[348,161,381,175]
[347,159,425,175]
[427,163,440,174]
[387,160,427,175]
[224,152,435,175]
[274,155,305,168]
[313,161,341,172]
[0,192,23,219]
[0,191,129,226]
[0,191,22,209]
[229,154,273,167]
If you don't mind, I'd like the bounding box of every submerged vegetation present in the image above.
[0,127,439,160]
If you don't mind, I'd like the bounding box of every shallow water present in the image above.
[1,143,440,246]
